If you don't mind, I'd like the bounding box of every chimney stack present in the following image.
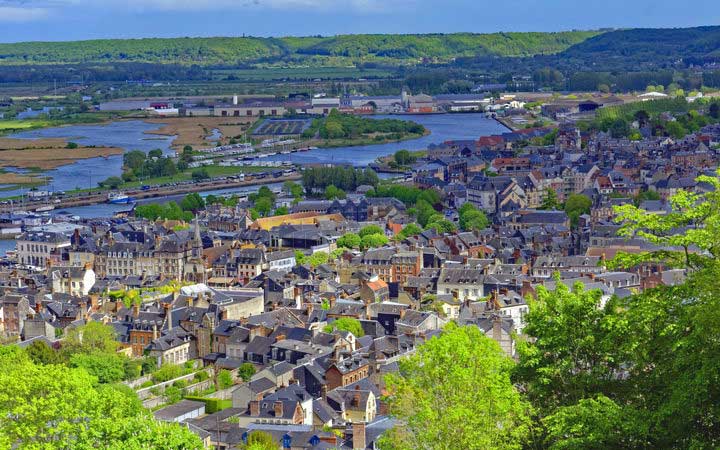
[352,422,367,450]
[249,400,260,416]
[163,303,172,331]
[273,401,283,418]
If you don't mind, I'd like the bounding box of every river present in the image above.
[0,113,506,255]
[4,120,175,197]
[265,113,508,165]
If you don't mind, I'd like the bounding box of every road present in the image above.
[1,173,301,213]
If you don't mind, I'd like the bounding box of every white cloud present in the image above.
[0,6,49,21]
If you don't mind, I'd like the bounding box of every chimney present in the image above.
[188,295,194,308]
[352,422,366,450]
[321,384,328,401]
[73,228,80,246]
[163,303,172,331]
[132,302,140,318]
[89,294,99,311]
[492,315,502,342]
[152,323,158,340]
[273,401,283,418]
[249,400,260,416]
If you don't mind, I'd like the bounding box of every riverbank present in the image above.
[0,146,124,171]
[0,112,136,137]
[312,128,430,149]
[144,117,255,149]
[0,173,301,213]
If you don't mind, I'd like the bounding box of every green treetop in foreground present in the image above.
[380,322,531,449]
[0,346,202,449]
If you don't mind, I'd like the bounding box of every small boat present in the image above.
[107,193,135,204]
[35,205,55,213]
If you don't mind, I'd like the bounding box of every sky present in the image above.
[0,0,718,43]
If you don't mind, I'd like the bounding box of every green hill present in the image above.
[0,31,600,66]
[559,26,720,68]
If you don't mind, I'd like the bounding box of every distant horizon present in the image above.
[2,25,720,45]
[0,0,718,43]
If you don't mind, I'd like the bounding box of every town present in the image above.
[1,84,719,448]
[2,11,720,450]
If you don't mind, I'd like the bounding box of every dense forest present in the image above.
[0,31,599,66]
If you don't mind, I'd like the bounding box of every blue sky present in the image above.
[0,0,718,42]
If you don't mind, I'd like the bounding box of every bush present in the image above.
[184,396,232,414]
[238,363,256,382]
[217,369,233,390]
[191,167,210,181]
[151,364,183,383]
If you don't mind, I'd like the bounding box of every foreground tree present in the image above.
[381,323,530,449]
[0,346,202,449]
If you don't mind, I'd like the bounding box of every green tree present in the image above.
[0,347,202,449]
[459,203,490,231]
[564,193,592,227]
[324,184,346,200]
[425,218,457,234]
[543,395,646,450]
[191,167,210,181]
[514,281,622,413]
[381,323,530,449]
[180,192,205,212]
[240,431,276,450]
[283,181,304,200]
[610,118,630,138]
[123,150,146,171]
[217,369,234,390]
[337,232,361,249]
[307,252,329,268]
[69,352,126,384]
[634,109,650,127]
[710,102,720,119]
[274,205,289,216]
[25,340,59,365]
[361,233,389,249]
[416,199,437,227]
[394,149,415,166]
[397,223,423,239]
[148,149,163,159]
[100,176,123,189]
[323,318,365,337]
[664,120,687,139]
[63,321,119,356]
[254,197,274,217]
[238,363,255,382]
[540,188,560,210]
[359,224,384,237]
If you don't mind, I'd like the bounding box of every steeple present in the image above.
[192,217,202,259]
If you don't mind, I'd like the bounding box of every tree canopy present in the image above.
[381,323,530,449]
[0,346,202,449]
